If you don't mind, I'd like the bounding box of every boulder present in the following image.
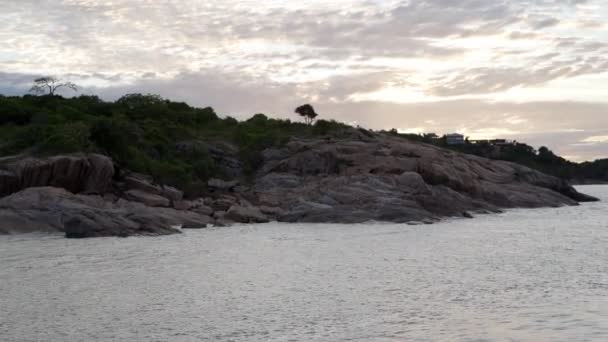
[173,200,194,211]
[192,204,214,216]
[125,189,171,207]
[208,178,239,191]
[124,174,162,195]
[259,205,285,217]
[162,185,183,202]
[0,187,213,238]
[250,134,597,224]
[64,213,141,239]
[213,218,234,227]
[209,197,237,211]
[225,205,269,223]
[0,170,19,196]
[83,154,115,194]
[0,154,114,197]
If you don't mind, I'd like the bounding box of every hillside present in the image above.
[396,132,608,183]
[0,93,600,238]
[0,94,360,194]
[1,93,606,188]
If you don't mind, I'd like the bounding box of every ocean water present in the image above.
[1,185,607,342]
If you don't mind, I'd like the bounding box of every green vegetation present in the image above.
[0,92,605,188]
[295,104,318,125]
[0,94,352,189]
[29,77,78,96]
[387,130,608,182]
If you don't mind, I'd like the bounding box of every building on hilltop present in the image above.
[446,133,465,145]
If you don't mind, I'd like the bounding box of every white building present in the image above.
[446,133,465,145]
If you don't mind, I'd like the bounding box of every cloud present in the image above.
[1,0,608,161]
[581,135,608,143]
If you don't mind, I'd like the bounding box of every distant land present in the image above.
[393,132,608,184]
[1,93,606,185]
[0,93,601,238]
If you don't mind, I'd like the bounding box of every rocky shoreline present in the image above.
[0,133,599,238]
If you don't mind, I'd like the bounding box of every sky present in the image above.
[1,0,607,161]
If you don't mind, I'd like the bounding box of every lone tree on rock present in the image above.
[295,104,318,125]
[30,77,78,96]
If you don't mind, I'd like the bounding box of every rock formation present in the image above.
[0,133,598,238]
[252,135,597,223]
[0,153,114,197]
[0,187,212,238]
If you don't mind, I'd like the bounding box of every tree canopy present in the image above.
[0,93,355,194]
[30,77,78,96]
[0,88,606,190]
[295,104,318,125]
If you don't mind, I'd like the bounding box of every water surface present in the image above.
[1,185,607,341]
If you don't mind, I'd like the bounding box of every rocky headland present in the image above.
[0,132,598,238]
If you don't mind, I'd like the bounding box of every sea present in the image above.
[1,185,607,341]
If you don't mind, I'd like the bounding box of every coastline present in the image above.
[0,133,599,239]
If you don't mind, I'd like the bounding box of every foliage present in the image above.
[295,104,318,125]
[1,91,605,189]
[396,132,605,181]
[29,77,78,96]
[0,93,361,188]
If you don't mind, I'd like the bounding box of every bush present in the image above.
[39,122,91,154]
[89,117,139,162]
[147,160,192,188]
[0,98,34,125]
[313,119,347,135]
[194,107,218,125]
[116,93,167,120]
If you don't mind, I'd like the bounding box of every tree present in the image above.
[295,104,318,125]
[116,93,167,119]
[29,77,78,96]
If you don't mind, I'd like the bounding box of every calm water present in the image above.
[1,186,607,342]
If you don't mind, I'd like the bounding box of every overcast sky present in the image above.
[1,0,607,161]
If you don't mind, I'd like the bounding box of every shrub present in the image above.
[89,117,139,162]
[39,122,91,154]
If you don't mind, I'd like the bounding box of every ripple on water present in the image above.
[0,185,607,341]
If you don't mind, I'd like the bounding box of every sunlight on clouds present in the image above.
[1,0,608,160]
[350,86,435,103]
[582,136,608,143]
[397,127,427,134]
[494,74,608,103]
[503,115,528,125]
[461,127,523,140]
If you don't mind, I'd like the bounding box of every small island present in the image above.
[0,90,600,238]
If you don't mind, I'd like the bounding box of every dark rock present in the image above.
[192,204,214,216]
[0,154,114,197]
[209,197,237,211]
[0,187,213,238]
[213,218,234,227]
[251,134,596,224]
[225,205,269,223]
[173,200,194,211]
[208,178,239,191]
[1,132,598,236]
[124,174,162,195]
[125,189,170,207]
[161,185,183,202]
[0,170,19,196]
[259,206,286,218]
